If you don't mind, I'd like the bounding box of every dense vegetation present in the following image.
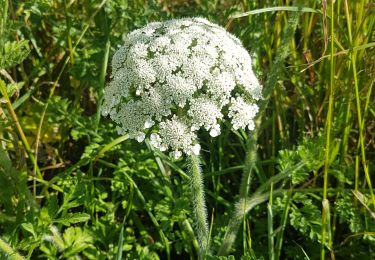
[0,0,374,259]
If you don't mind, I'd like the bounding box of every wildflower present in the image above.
[103,17,262,158]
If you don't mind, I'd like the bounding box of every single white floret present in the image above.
[188,97,223,136]
[228,96,259,131]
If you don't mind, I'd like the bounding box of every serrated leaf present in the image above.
[6,82,24,97]
[0,40,30,68]
[62,227,93,257]
[60,180,86,212]
[289,194,322,241]
[54,213,90,226]
[335,192,364,232]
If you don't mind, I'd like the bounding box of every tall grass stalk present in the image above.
[0,1,42,180]
[274,189,292,259]
[218,3,301,255]
[111,166,171,260]
[343,0,375,207]
[217,131,258,256]
[321,0,335,258]
[34,0,108,184]
[95,8,110,132]
[63,0,74,64]
[0,0,8,58]
[0,80,42,179]
[116,182,133,260]
[267,183,274,260]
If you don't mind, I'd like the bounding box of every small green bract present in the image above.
[102,17,262,158]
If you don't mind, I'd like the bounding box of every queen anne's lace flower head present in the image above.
[103,17,262,158]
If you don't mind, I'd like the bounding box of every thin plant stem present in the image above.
[217,161,296,255]
[267,183,274,260]
[116,182,133,260]
[0,80,42,178]
[218,131,257,255]
[63,0,74,64]
[93,158,172,259]
[321,1,335,258]
[229,6,318,19]
[95,8,110,132]
[275,189,292,259]
[188,154,209,258]
[182,219,200,257]
[218,2,301,254]
[94,134,129,162]
[220,191,286,256]
[34,0,108,186]
[344,0,375,207]
[122,172,171,260]
[0,0,8,58]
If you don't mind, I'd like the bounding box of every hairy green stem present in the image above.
[217,130,257,256]
[188,154,209,258]
[0,237,24,260]
[219,192,281,255]
[218,161,296,255]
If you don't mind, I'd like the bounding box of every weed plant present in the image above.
[0,0,374,259]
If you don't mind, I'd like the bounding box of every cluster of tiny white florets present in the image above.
[102,17,262,158]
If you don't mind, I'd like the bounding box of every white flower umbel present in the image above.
[102,17,262,159]
[102,18,262,257]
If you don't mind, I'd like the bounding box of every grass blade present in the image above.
[230,6,319,19]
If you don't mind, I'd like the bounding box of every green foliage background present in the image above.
[0,0,374,259]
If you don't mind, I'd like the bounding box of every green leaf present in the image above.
[289,194,322,242]
[230,6,319,19]
[47,195,59,219]
[62,227,93,257]
[206,255,236,260]
[60,179,86,212]
[54,213,90,226]
[115,219,125,260]
[21,223,37,238]
[335,192,364,232]
[6,82,24,97]
[0,40,30,69]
